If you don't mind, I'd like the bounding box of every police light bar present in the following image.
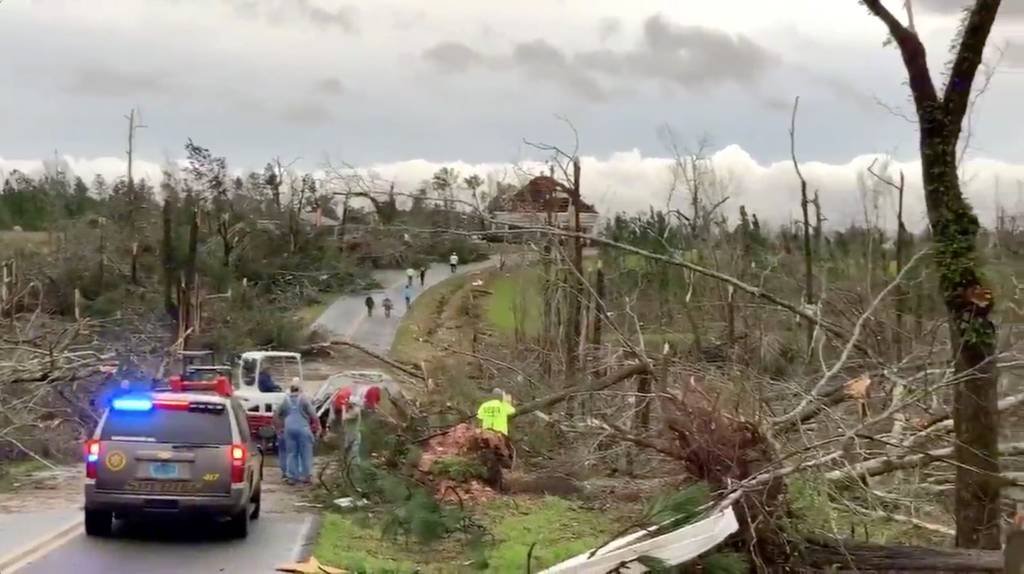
[111,396,154,412]
[167,375,233,397]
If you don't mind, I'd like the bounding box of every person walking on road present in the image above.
[403,284,412,308]
[406,267,416,287]
[419,266,427,287]
[449,252,459,274]
[382,296,393,318]
[364,295,375,317]
[273,380,320,485]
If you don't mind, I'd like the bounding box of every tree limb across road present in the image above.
[329,339,425,383]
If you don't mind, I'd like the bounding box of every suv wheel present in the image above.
[228,506,250,538]
[250,485,262,520]
[84,510,112,537]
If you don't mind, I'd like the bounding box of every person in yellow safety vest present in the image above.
[476,388,515,435]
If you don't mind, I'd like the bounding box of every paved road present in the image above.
[4,471,317,574]
[18,513,315,574]
[312,259,494,353]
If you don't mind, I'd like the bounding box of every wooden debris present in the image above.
[275,556,346,574]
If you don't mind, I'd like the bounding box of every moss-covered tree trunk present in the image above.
[921,113,999,548]
[863,0,1003,549]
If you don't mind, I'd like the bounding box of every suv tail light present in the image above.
[84,440,100,479]
[230,444,246,483]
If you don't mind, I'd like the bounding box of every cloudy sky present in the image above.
[1,0,1023,228]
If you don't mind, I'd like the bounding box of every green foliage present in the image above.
[342,458,468,546]
[645,483,709,536]
[0,170,105,231]
[431,456,488,482]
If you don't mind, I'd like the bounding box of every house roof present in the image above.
[495,175,597,214]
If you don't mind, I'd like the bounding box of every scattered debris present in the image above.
[276,556,346,574]
[332,497,369,510]
[542,506,739,573]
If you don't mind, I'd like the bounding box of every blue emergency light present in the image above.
[111,396,154,412]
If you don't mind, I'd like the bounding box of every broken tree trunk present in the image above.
[801,538,1001,572]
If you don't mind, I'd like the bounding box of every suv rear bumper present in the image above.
[84,484,249,517]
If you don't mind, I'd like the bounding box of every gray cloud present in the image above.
[314,77,345,95]
[597,17,622,43]
[576,15,779,89]
[298,0,358,33]
[423,42,485,73]
[1007,41,1024,67]
[65,65,170,97]
[513,39,609,101]
[220,0,357,33]
[422,14,775,101]
[281,101,335,125]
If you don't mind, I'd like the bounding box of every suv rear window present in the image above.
[100,407,232,445]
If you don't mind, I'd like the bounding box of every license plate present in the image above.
[149,462,180,479]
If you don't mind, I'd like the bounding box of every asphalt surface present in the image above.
[0,509,79,559]
[312,259,494,353]
[18,512,315,573]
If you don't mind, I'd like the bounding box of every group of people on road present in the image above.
[272,380,387,484]
[363,253,462,318]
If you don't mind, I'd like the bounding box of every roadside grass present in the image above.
[477,497,617,572]
[314,496,620,573]
[0,460,48,492]
[391,273,473,365]
[485,267,542,338]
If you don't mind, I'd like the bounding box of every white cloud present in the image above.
[6,147,1024,234]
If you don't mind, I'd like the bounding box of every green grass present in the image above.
[485,268,542,338]
[314,496,620,573]
[478,497,616,572]
[391,273,472,365]
[314,512,423,573]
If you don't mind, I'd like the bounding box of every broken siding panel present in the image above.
[540,507,738,573]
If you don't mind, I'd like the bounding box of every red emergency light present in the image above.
[168,375,233,397]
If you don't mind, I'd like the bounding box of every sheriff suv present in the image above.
[83,376,263,538]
